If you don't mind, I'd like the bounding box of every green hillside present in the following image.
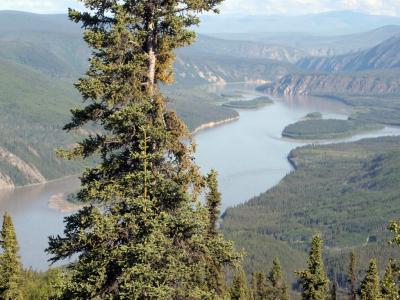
[0,58,85,186]
[222,136,400,286]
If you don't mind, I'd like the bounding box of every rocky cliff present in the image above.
[259,73,400,96]
[297,35,400,73]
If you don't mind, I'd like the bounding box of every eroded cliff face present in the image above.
[0,172,14,189]
[259,74,400,97]
[296,36,400,73]
[0,147,46,189]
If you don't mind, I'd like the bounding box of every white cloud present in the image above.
[0,0,399,16]
[0,0,83,14]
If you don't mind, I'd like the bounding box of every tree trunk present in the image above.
[145,3,156,96]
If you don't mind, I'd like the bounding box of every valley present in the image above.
[2,8,400,297]
[4,82,400,272]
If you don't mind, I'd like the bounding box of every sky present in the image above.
[0,0,400,16]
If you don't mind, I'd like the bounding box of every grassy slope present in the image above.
[222,136,400,286]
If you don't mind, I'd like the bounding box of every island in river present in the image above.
[282,118,384,140]
[222,96,273,109]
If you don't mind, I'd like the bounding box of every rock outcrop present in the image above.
[259,73,400,97]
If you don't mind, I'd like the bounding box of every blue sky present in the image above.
[0,0,399,16]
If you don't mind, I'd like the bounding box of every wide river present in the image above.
[2,83,400,270]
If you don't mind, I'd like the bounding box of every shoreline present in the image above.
[191,116,240,135]
[1,174,80,191]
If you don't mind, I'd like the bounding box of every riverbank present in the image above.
[0,174,80,191]
[191,116,240,135]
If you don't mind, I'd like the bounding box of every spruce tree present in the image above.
[0,213,22,300]
[330,279,338,300]
[204,170,234,298]
[348,251,358,300]
[251,271,268,300]
[360,259,381,300]
[268,258,289,300]
[296,235,329,300]
[231,268,250,300]
[46,0,240,298]
[381,261,398,300]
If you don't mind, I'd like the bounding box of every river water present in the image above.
[2,83,400,270]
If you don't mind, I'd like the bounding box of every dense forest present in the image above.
[222,136,400,296]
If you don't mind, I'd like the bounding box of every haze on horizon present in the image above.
[1,0,400,16]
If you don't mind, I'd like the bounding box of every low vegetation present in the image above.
[282,119,383,140]
[304,112,322,119]
[222,96,273,109]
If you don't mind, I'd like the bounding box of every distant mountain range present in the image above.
[261,34,400,97]
[212,25,400,57]
[297,35,400,72]
[199,11,400,36]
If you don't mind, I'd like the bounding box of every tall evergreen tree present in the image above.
[251,271,268,300]
[348,251,358,300]
[296,235,329,300]
[330,278,338,300]
[360,259,381,300]
[231,268,250,300]
[268,258,289,300]
[381,260,398,300]
[204,169,234,298]
[46,0,240,298]
[0,213,22,300]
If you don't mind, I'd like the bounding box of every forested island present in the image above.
[282,119,383,140]
[304,112,322,119]
[222,96,273,109]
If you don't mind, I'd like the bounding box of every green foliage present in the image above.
[231,268,250,300]
[46,0,240,298]
[222,97,273,109]
[20,268,66,300]
[360,259,381,300]
[204,170,238,298]
[282,119,383,140]
[381,261,398,300]
[250,271,268,300]
[330,280,338,300]
[0,213,22,299]
[268,258,290,300]
[304,112,323,120]
[348,251,358,300]
[0,58,87,186]
[296,235,329,300]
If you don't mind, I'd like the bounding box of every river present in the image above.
[1,83,400,270]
